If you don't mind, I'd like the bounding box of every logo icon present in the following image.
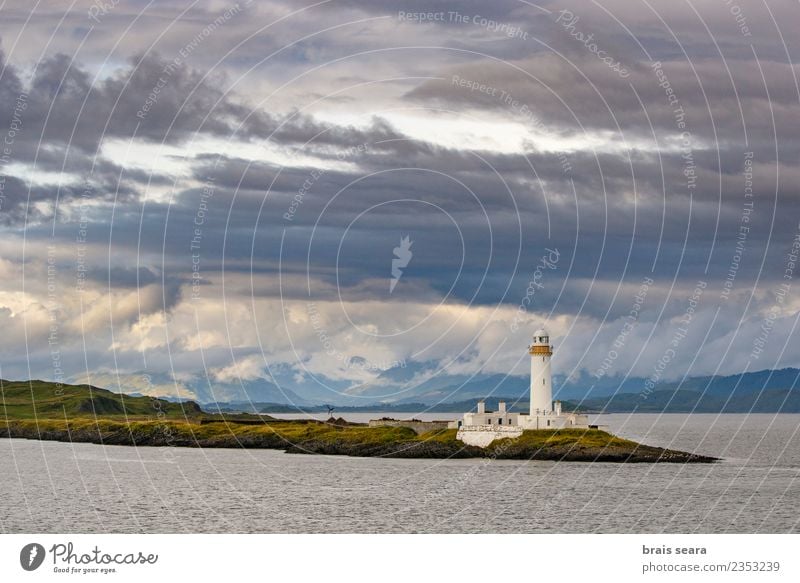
[390,235,413,293]
[20,543,46,571]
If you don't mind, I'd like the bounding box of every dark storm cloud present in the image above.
[0,46,276,220]
[162,100,790,308]
[406,54,797,146]
[2,0,800,387]
[17,51,270,149]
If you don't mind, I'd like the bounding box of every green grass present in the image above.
[0,378,201,420]
[0,379,449,446]
[0,415,627,451]
[504,428,640,449]
[0,379,642,455]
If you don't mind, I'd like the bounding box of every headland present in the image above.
[0,379,717,463]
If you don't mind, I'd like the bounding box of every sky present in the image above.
[1,0,799,404]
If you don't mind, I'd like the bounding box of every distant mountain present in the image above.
[391,373,531,404]
[255,395,594,414]
[255,367,800,414]
[70,371,309,407]
[6,366,800,416]
[341,361,530,404]
[64,365,800,413]
[564,368,800,413]
[197,378,308,406]
[658,367,800,396]
[336,361,784,406]
[579,389,800,413]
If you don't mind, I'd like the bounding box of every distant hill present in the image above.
[649,367,800,397]
[72,371,310,407]
[257,396,592,415]
[0,379,202,420]
[342,361,532,404]
[335,364,800,406]
[7,366,800,417]
[255,367,800,414]
[577,388,800,413]
[564,368,800,413]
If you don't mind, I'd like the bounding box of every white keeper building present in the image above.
[449,328,590,444]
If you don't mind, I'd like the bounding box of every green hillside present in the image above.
[0,379,716,462]
[0,379,202,420]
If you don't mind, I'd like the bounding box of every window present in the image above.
[498,418,503,425]
[487,419,491,425]
[543,378,546,385]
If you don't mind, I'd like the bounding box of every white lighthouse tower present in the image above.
[529,328,553,415]
[450,325,592,441]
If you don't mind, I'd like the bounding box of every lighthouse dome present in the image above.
[532,328,549,344]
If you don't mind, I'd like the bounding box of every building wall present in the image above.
[517,413,589,429]
[461,411,519,427]
[456,425,524,447]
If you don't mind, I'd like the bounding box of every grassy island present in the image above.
[0,380,717,463]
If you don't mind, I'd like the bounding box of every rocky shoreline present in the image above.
[0,419,718,463]
[283,438,716,462]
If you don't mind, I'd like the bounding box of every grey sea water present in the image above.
[2,414,799,533]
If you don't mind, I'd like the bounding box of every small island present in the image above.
[0,379,716,463]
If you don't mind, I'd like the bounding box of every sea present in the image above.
[2,413,799,533]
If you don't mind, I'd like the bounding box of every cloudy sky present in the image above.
[1,0,799,403]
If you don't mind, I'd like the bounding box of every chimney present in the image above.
[498,401,507,413]
[477,401,486,414]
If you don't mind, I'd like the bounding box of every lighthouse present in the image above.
[529,328,553,415]
[449,325,592,441]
